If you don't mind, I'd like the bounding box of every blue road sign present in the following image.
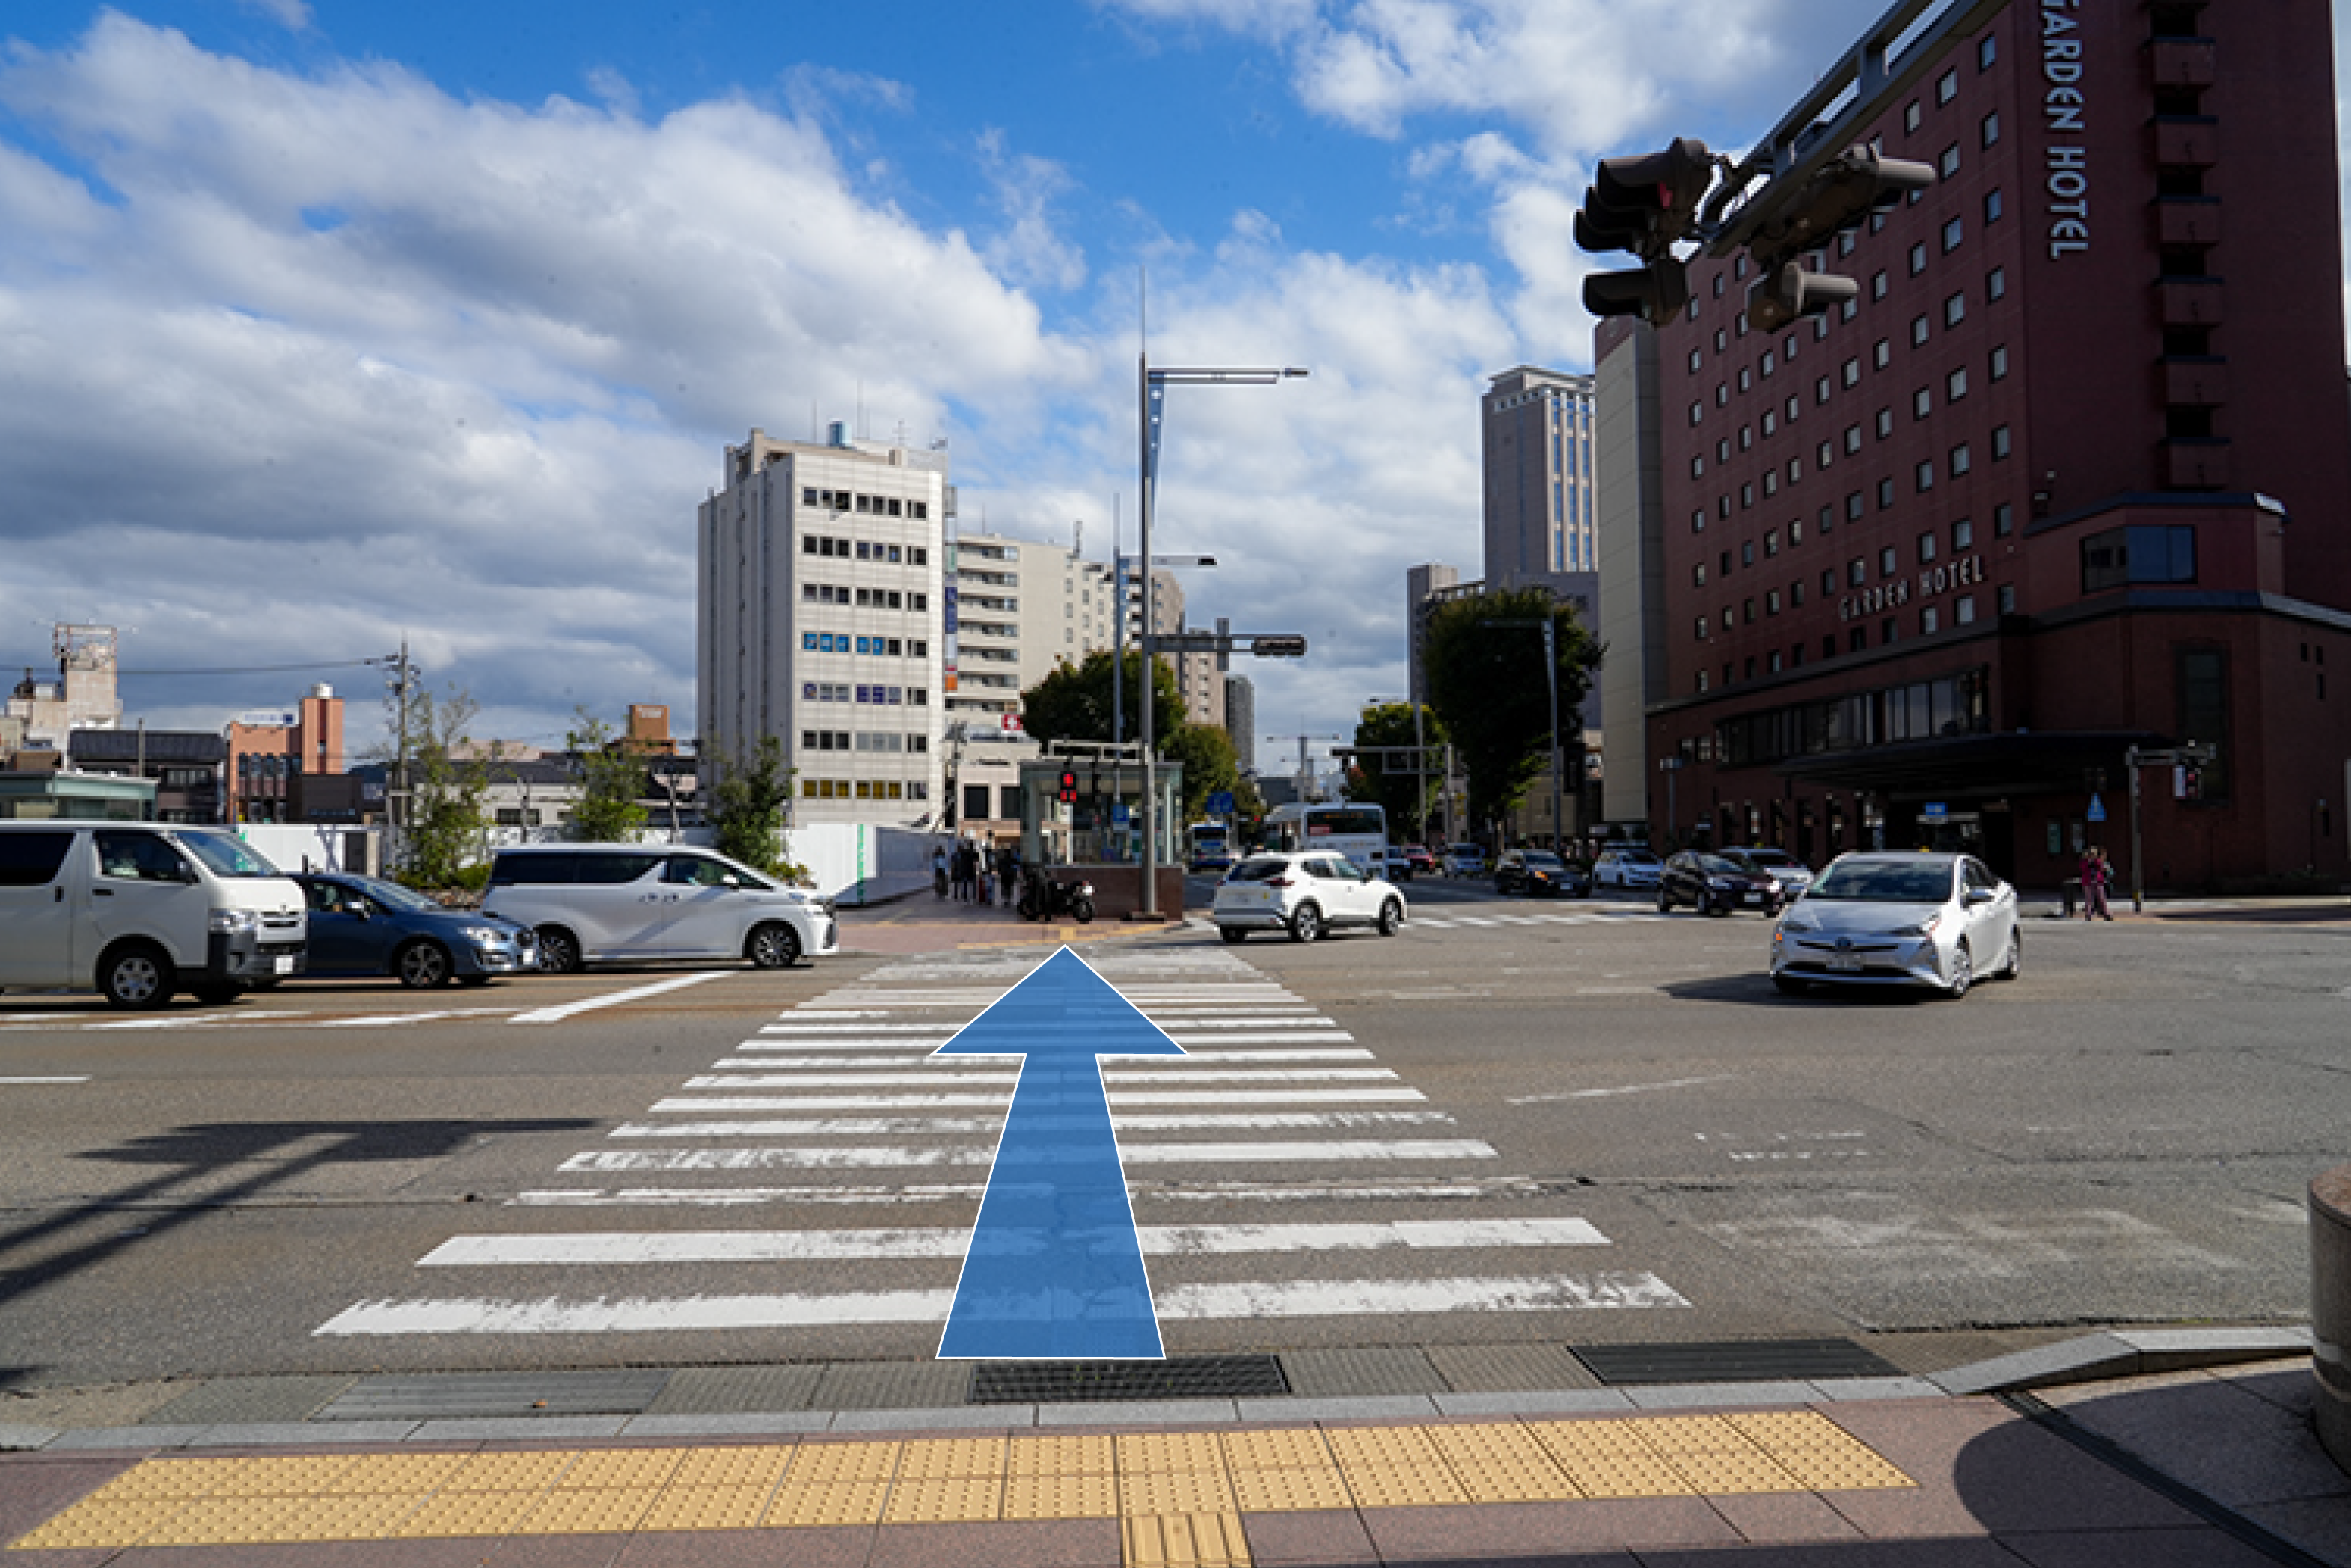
[934,946,1186,1359]
[2087,793,2107,823]
[1206,790,1235,815]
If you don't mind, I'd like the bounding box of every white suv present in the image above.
[482,845,836,972]
[1211,851,1407,943]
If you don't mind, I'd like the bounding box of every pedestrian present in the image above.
[2088,847,2115,921]
[999,842,1020,905]
[976,842,994,905]
[932,842,949,901]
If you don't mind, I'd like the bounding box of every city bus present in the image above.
[1187,821,1233,872]
[1261,802,1391,879]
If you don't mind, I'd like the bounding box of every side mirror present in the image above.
[1963,887,1995,906]
[721,874,742,889]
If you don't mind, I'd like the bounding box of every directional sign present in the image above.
[2087,793,2107,824]
[934,946,1187,1359]
[1206,790,1235,815]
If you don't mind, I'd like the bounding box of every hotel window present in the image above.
[1691,456,1705,478]
[1764,529,1780,557]
[1919,531,1939,564]
[1851,626,1868,652]
[1719,494,1734,519]
[1982,110,2000,147]
[1766,589,1782,616]
[1739,367,1752,392]
[1818,439,1835,468]
[1910,242,1927,275]
[1874,338,1891,370]
[2082,524,2197,592]
[1792,579,1806,606]
[1691,509,1707,533]
[1979,32,1996,70]
[1994,501,2014,537]
[1817,374,1833,403]
[1875,407,1894,438]
[1847,490,1865,521]
[1849,557,1867,587]
[1743,483,1757,508]
[1769,650,1785,673]
[1950,444,1972,477]
[1911,314,1930,347]
[1984,189,2004,224]
[1986,266,2005,301]
[1689,348,1703,373]
[1823,569,1838,595]
[1841,297,1859,322]
[1882,618,1898,645]
[1791,518,1804,545]
[1742,541,1756,567]
[1913,387,1932,420]
[1763,471,1779,498]
[1938,67,1958,104]
[1938,144,1960,179]
[1695,615,1709,640]
[1713,271,1727,297]
[1916,460,1935,492]
[1740,424,1755,450]
[1843,356,1861,388]
[1696,671,1710,693]
[1839,232,1857,257]
[1956,595,1978,625]
[1693,563,1708,586]
[1990,344,2009,380]
[1904,100,1922,133]
[1922,606,1941,635]
[1992,426,2011,459]
[1761,351,1776,377]
[1761,411,1777,437]
[1878,476,1895,507]
[1844,424,1863,454]
[1743,599,1757,625]
[1715,328,1728,352]
[1689,402,1703,426]
[1718,438,1732,462]
[1954,518,1975,550]
[1998,584,2016,614]
[1786,394,1800,421]
[1942,217,1963,253]
[1716,383,1729,407]
[1871,270,1888,301]
[1947,367,1969,402]
[1818,503,1834,536]
[1944,292,1966,328]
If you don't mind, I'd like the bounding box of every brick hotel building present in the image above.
[1599,0,2351,889]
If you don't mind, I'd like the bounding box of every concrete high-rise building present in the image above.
[946,531,1116,721]
[1223,674,1256,775]
[1404,563,1461,715]
[1606,0,2351,886]
[1484,366,1600,587]
[697,428,948,824]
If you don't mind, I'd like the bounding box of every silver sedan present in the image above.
[1767,851,2020,998]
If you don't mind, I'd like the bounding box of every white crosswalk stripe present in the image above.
[317,946,1690,1341]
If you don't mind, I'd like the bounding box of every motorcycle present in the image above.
[1017,866,1095,924]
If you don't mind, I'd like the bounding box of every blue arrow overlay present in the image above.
[934,946,1186,1359]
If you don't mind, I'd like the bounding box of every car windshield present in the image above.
[174,831,283,878]
[1228,857,1292,881]
[1694,854,1744,874]
[1617,849,1660,865]
[1809,860,1954,903]
[340,875,441,913]
[1740,848,1797,867]
[1523,853,1564,869]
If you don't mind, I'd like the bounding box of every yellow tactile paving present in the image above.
[1122,1510,1252,1567]
[7,1413,1918,1554]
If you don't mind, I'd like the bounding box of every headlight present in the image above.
[1891,913,1944,936]
[208,908,259,934]
[461,925,505,945]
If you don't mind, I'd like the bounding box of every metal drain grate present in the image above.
[968,1355,1290,1404]
[317,1370,673,1421]
[1571,1338,1904,1385]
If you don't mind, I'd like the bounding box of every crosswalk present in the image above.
[316,947,1690,1344]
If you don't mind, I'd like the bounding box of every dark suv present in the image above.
[1494,850,1589,898]
[1658,851,1785,916]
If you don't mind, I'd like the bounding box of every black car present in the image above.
[294,872,539,987]
[1494,850,1589,898]
[1657,851,1784,916]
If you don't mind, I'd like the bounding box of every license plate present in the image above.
[1744,892,1762,904]
[1828,952,1862,972]
[274,955,296,974]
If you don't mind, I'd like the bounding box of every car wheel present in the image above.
[748,922,803,970]
[1945,940,1974,998]
[396,938,453,989]
[1219,925,1249,944]
[1377,898,1403,937]
[1998,927,2023,979]
[1657,888,1672,913]
[535,925,584,974]
[100,942,174,1011]
[1288,903,1322,943]
[1771,974,1809,996]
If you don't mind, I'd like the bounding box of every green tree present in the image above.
[1160,722,1241,822]
[708,733,800,878]
[382,683,489,892]
[565,708,650,843]
[1344,702,1446,842]
[1018,649,1186,747]
[1423,587,1603,839]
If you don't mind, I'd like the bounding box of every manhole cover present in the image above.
[968,1355,1290,1403]
[1571,1338,1903,1385]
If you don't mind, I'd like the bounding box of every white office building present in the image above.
[697,428,948,824]
[946,531,1117,721]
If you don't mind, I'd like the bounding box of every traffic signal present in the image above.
[1576,138,1713,327]
[1058,768,1077,805]
[1740,145,1934,330]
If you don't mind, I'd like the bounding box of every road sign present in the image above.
[2087,794,2107,823]
[1920,801,1948,824]
[1206,791,1235,815]
[933,947,1187,1359]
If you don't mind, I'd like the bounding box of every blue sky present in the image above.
[4,0,2348,777]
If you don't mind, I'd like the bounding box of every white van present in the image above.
[481,845,837,972]
[0,821,308,1008]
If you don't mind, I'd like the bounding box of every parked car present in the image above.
[0,820,305,1008]
[1659,851,1784,916]
[1399,844,1437,877]
[1212,851,1407,943]
[1440,843,1489,876]
[1494,850,1589,898]
[1768,851,2021,998]
[1590,846,1663,889]
[1724,846,1815,901]
[294,872,538,987]
[481,845,837,972]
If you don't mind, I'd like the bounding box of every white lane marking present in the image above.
[510,973,727,1024]
[649,1088,1429,1110]
[1508,1073,1740,1105]
[760,1023,965,1035]
[84,1015,237,1031]
[0,1075,90,1084]
[513,1178,1536,1207]
[417,1217,1608,1267]
[612,1109,1452,1138]
[559,1140,1495,1173]
[317,1008,516,1029]
[682,1068,1399,1088]
[712,1047,1372,1068]
[316,1270,1684,1335]
[1447,916,1502,927]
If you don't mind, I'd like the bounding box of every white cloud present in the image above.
[237,0,312,31]
[976,129,1087,293]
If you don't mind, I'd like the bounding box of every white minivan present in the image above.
[0,821,308,1008]
[481,844,837,972]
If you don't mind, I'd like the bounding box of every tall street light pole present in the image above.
[1137,357,1306,919]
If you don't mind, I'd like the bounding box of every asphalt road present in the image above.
[0,886,2342,1395]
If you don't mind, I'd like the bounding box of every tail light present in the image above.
[1263,876,1294,888]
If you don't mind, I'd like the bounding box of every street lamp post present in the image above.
[1136,356,1306,918]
